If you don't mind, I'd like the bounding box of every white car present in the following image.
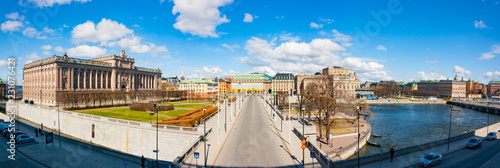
[486,132,497,140]
[419,153,442,167]
[15,134,34,144]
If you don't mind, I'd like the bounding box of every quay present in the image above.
[447,101,500,114]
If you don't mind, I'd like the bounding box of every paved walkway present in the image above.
[360,121,500,168]
[0,113,141,168]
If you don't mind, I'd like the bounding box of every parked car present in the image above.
[486,132,497,140]
[0,123,10,129]
[6,131,27,139]
[0,127,8,133]
[419,153,442,167]
[467,138,482,149]
[15,134,34,144]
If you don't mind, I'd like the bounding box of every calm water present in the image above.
[357,104,500,157]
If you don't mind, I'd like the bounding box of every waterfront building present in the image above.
[0,79,5,100]
[488,79,500,98]
[224,77,233,93]
[437,80,466,98]
[297,66,360,98]
[231,73,271,94]
[272,73,295,94]
[466,79,484,98]
[22,49,162,106]
[179,79,218,98]
[417,80,439,92]
[355,87,375,99]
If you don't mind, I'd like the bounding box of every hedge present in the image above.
[158,105,218,127]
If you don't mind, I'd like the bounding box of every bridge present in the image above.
[447,101,500,114]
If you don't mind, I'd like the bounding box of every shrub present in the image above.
[158,105,218,127]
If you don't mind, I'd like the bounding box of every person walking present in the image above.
[390,147,395,162]
[141,155,145,168]
[35,128,38,137]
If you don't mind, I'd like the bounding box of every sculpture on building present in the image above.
[120,48,126,57]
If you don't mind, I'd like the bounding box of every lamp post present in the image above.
[225,95,227,132]
[203,106,207,168]
[301,107,305,166]
[356,106,362,168]
[57,101,61,148]
[153,103,161,167]
[487,102,490,134]
[448,105,453,151]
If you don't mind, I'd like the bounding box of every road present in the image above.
[0,131,47,168]
[213,96,297,167]
[409,138,500,168]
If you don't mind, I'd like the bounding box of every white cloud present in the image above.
[479,44,500,60]
[171,0,233,37]
[242,37,391,81]
[5,12,24,21]
[22,26,37,37]
[474,20,487,29]
[106,35,168,56]
[20,26,59,39]
[319,17,334,24]
[221,43,239,51]
[1,20,23,32]
[71,18,133,43]
[279,33,301,42]
[136,60,151,66]
[329,30,353,42]
[377,45,387,51]
[63,24,69,28]
[0,60,8,67]
[43,51,51,56]
[23,0,92,8]
[40,45,52,50]
[132,24,140,28]
[310,22,323,29]
[483,71,500,78]
[417,71,446,80]
[66,45,107,57]
[425,60,438,63]
[453,65,471,76]
[25,51,40,60]
[159,0,165,4]
[203,66,222,73]
[54,46,64,52]
[243,13,255,23]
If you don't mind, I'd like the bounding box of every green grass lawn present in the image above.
[159,109,191,117]
[74,107,168,123]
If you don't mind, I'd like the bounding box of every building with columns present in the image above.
[22,49,162,106]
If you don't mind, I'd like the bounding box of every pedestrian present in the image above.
[390,147,395,162]
[35,128,38,137]
[141,155,145,168]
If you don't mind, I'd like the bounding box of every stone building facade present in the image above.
[231,73,271,94]
[178,79,218,98]
[23,49,162,105]
[297,66,360,98]
[272,73,295,94]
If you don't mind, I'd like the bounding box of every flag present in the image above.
[102,45,105,48]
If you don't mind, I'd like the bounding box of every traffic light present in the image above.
[301,139,306,150]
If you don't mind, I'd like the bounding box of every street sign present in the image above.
[153,150,159,153]
[310,152,316,158]
[194,152,199,159]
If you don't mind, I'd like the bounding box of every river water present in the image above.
[356,104,500,157]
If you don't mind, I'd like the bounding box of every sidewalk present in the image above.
[361,121,500,168]
[182,95,245,167]
[2,119,141,168]
[260,95,321,168]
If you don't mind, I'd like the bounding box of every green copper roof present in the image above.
[0,79,5,84]
[234,74,270,81]
[491,79,500,84]
[273,73,295,80]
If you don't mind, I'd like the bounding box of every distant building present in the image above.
[272,73,295,94]
[179,79,218,98]
[418,80,440,92]
[214,77,231,94]
[488,79,500,98]
[356,87,375,99]
[438,80,466,98]
[22,50,162,106]
[297,66,360,98]
[231,73,271,94]
[161,76,180,91]
[466,79,484,98]
[0,79,5,100]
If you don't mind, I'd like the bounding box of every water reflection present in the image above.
[356,104,500,157]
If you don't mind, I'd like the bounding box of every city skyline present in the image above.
[1,0,500,84]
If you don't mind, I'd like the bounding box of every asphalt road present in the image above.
[213,96,297,167]
[0,130,46,168]
[409,138,500,168]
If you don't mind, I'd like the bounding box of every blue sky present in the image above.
[0,0,499,84]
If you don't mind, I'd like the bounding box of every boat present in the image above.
[367,140,383,147]
[372,134,382,137]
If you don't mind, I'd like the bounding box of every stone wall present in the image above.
[14,103,204,162]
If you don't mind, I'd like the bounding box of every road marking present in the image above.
[212,97,249,166]
[258,96,297,166]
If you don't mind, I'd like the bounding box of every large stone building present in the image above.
[178,79,218,98]
[297,66,360,97]
[488,79,500,98]
[23,50,162,105]
[214,77,231,94]
[272,73,295,94]
[231,73,271,94]
[438,80,466,98]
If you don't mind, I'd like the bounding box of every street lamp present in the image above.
[448,105,459,151]
[203,106,207,168]
[356,106,363,168]
[57,101,61,148]
[487,102,491,134]
[153,103,161,167]
[301,107,305,166]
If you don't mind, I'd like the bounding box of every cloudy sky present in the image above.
[0,0,499,84]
